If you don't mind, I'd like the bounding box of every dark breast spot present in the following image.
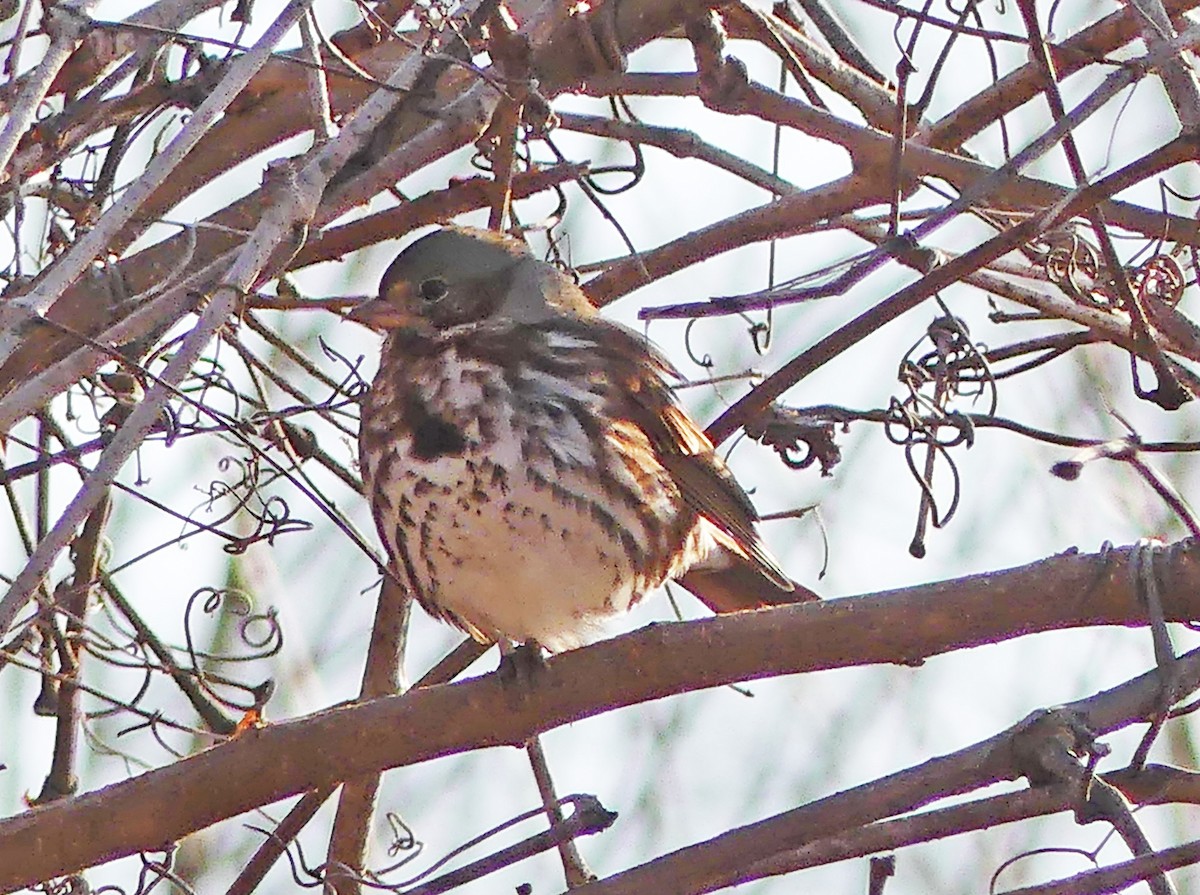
[404,393,467,461]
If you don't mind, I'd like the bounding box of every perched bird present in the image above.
[351,227,817,652]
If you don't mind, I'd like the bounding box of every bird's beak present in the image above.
[346,287,416,330]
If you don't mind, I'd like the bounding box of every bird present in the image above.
[350,226,818,653]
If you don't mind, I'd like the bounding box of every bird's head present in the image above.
[348,227,593,333]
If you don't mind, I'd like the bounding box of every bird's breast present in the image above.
[359,334,703,648]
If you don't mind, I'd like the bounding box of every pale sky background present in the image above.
[2,1,1199,893]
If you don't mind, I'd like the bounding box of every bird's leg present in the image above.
[496,638,547,687]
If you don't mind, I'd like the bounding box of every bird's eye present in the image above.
[418,277,448,303]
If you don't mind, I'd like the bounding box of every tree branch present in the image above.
[3,539,1200,890]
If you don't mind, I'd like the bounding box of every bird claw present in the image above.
[497,641,548,687]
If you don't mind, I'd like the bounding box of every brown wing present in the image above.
[590,319,796,594]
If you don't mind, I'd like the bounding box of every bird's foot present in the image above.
[497,640,547,687]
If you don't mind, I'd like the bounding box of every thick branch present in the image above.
[573,654,1200,895]
[3,540,1200,890]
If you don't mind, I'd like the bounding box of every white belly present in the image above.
[405,456,644,651]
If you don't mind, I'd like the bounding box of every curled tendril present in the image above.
[223,493,314,554]
[1135,254,1185,307]
[181,587,283,712]
[582,96,647,196]
[1038,228,1106,306]
[743,405,842,476]
[213,452,250,484]
[904,437,962,528]
[199,453,313,553]
[886,400,975,451]
[741,299,774,356]
[883,395,919,446]
[373,793,612,889]
[905,312,997,413]
[237,606,283,655]
[683,319,714,371]
[374,811,426,875]
[584,135,646,195]
[885,312,993,536]
[387,812,420,856]
[197,585,249,619]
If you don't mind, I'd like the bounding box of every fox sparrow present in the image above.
[351,227,817,651]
